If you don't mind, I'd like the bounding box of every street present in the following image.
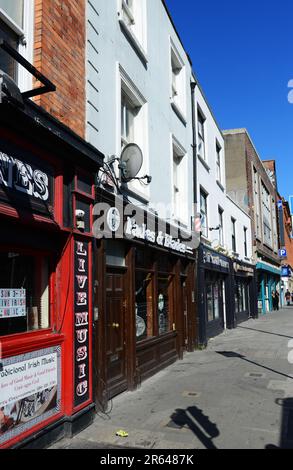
[50,307,293,450]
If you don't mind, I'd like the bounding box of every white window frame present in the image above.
[200,188,208,238]
[119,65,149,200]
[172,136,187,224]
[197,108,206,162]
[170,38,186,123]
[216,141,222,184]
[218,206,224,246]
[119,0,147,63]
[231,217,237,253]
[0,0,34,92]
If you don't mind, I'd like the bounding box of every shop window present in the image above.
[158,275,172,335]
[235,280,248,313]
[63,171,73,228]
[0,251,50,337]
[135,248,154,270]
[135,269,153,342]
[206,280,221,322]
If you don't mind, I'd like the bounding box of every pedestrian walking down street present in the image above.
[275,290,280,311]
[272,291,276,311]
[285,289,291,306]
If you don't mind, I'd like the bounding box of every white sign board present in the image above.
[0,352,58,408]
[0,288,26,318]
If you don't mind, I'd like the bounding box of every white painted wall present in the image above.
[195,86,253,263]
[86,0,194,229]
[86,0,254,264]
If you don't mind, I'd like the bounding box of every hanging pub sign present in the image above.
[74,240,90,407]
[0,142,54,215]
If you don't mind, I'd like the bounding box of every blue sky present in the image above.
[165,0,293,203]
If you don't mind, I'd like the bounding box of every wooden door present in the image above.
[106,271,127,398]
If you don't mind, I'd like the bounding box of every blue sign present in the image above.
[281,266,291,277]
[277,200,283,210]
[279,248,287,258]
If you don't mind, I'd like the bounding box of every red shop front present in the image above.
[0,99,104,448]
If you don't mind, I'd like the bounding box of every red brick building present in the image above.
[0,1,104,449]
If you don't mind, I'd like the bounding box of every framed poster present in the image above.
[0,346,61,446]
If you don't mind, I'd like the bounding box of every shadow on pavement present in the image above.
[216,351,293,381]
[266,398,293,449]
[238,325,293,340]
[169,406,220,449]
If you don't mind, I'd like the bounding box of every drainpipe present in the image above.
[190,79,204,347]
[190,80,198,212]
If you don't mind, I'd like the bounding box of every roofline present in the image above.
[226,193,252,220]
[223,128,278,194]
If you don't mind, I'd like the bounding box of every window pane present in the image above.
[135,270,153,342]
[0,18,18,79]
[0,253,50,337]
[214,283,220,319]
[158,275,171,335]
[206,283,214,322]
[0,0,24,28]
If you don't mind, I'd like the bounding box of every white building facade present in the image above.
[85,0,257,379]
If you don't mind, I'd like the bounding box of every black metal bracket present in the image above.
[0,39,56,98]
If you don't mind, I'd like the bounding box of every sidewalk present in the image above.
[50,307,293,449]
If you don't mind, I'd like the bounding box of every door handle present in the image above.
[111,323,120,328]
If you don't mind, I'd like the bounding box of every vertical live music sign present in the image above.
[74,240,90,407]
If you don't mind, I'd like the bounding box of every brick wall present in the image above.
[224,130,280,266]
[34,0,86,138]
[282,201,293,267]
[243,133,279,264]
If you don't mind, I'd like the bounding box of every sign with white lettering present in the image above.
[0,152,49,201]
[0,346,61,446]
[279,248,287,258]
[74,240,90,407]
[0,144,54,215]
[0,289,26,318]
[125,217,194,255]
[203,249,230,271]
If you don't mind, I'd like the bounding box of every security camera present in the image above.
[75,209,85,230]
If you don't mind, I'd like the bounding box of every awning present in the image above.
[256,262,281,276]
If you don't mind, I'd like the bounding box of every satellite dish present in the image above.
[120,143,143,181]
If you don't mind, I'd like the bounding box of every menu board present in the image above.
[0,289,26,318]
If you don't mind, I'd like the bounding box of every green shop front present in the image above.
[257,261,281,314]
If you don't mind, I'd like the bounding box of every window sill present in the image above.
[216,180,225,192]
[136,331,177,349]
[198,155,210,172]
[170,99,187,126]
[118,18,148,66]
[0,329,65,358]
